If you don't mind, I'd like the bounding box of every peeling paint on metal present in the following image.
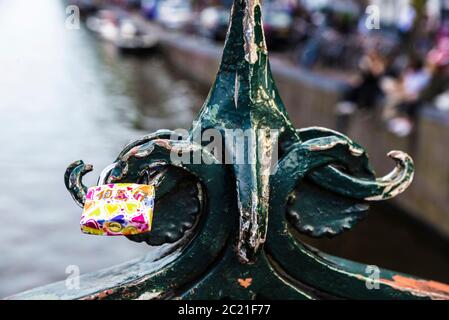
[243,0,261,64]
[365,151,414,201]
[238,278,253,288]
[137,291,163,300]
[381,275,449,300]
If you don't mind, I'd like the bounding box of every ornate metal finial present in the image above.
[59,0,449,300]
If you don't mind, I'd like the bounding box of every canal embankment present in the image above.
[153,25,449,238]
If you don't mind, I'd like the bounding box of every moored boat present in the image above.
[86,10,159,54]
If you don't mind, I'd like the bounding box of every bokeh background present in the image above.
[0,0,448,298]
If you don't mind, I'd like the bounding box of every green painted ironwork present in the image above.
[11,0,449,300]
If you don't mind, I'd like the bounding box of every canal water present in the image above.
[0,0,202,297]
[0,1,448,298]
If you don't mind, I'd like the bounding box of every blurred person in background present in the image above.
[297,0,361,69]
[334,48,387,133]
[290,1,314,46]
[336,49,387,115]
[298,8,332,68]
[381,57,431,122]
[386,36,449,136]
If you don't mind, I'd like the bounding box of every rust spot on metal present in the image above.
[83,289,116,300]
[238,278,253,288]
[382,275,449,300]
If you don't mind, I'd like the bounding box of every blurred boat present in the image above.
[115,19,159,54]
[86,9,120,42]
[86,10,159,54]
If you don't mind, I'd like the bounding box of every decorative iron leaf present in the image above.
[286,127,375,237]
[287,180,370,237]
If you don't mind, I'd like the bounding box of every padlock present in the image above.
[80,184,155,236]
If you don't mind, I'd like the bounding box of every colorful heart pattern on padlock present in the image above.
[80,184,155,236]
